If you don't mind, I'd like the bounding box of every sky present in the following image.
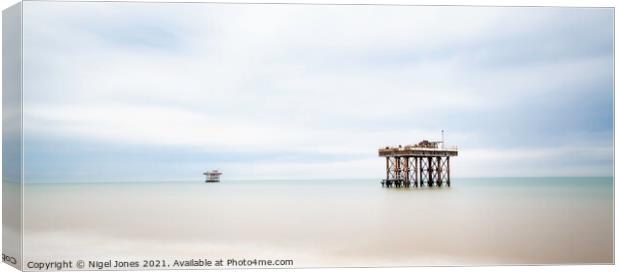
[20,1,613,182]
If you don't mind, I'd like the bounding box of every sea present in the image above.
[21,177,613,268]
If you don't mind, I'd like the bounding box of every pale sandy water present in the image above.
[22,178,613,268]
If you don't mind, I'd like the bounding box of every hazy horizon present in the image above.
[18,176,614,184]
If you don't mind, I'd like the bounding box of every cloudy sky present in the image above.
[21,2,613,182]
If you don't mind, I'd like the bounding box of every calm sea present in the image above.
[22,177,613,267]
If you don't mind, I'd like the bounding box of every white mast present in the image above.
[442,130,445,149]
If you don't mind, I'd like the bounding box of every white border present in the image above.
[0,1,617,272]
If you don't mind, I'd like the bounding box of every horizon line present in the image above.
[17,176,615,185]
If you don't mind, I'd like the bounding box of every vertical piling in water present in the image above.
[379,140,457,189]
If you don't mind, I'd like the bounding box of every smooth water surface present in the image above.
[23,177,613,266]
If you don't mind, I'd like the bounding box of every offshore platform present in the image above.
[378,131,458,188]
[203,170,222,183]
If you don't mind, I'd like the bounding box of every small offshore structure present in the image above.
[203,170,222,183]
[379,131,458,188]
